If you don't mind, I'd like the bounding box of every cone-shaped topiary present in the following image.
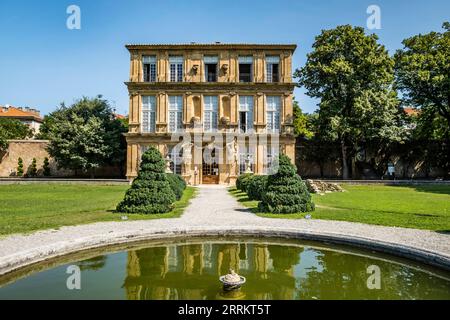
[117,147,176,214]
[258,154,315,214]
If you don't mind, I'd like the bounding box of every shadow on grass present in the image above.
[391,184,450,195]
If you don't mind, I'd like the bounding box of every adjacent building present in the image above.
[125,43,297,185]
[0,105,43,135]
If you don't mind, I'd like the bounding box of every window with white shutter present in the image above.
[239,96,254,133]
[141,96,156,133]
[266,96,281,133]
[169,56,184,82]
[203,96,218,132]
[143,56,157,82]
[168,145,183,175]
[168,96,183,132]
[266,56,280,83]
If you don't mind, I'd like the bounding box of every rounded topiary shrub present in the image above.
[166,173,186,200]
[246,175,268,201]
[258,154,315,214]
[236,173,253,192]
[117,147,176,214]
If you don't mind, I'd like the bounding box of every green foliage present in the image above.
[166,173,187,200]
[259,155,314,214]
[17,158,24,177]
[29,158,37,177]
[43,157,51,176]
[295,25,404,179]
[0,118,33,152]
[236,173,253,192]
[395,22,450,177]
[395,22,450,132]
[117,147,176,214]
[40,96,127,176]
[246,175,268,201]
[293,100,314,139]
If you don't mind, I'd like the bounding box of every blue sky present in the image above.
[0,0,448,116]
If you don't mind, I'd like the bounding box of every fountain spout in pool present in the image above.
[220,269,246,291]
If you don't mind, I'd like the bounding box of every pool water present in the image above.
[0,238,449,300]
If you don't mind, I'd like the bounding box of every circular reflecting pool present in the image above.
[0,238,449,300]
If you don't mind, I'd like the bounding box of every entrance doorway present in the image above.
[202,148,219,184]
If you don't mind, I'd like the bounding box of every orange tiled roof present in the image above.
[0,106,43,122]
[403,107,420,117]
[114,113,126,120]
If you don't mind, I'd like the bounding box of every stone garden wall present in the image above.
[0,140,123,178]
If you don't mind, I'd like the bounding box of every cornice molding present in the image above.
[125,44,297,52]
[125,82,296,92]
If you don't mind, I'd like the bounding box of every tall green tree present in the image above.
[395,22,450,132]
[42,96,127,177]
[295,25,404,179]
[395,22,450,177]
[0,118,33,152]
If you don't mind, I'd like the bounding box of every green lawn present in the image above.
[229,185,450,231]
[0,184,197,236]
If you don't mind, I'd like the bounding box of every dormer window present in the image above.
[143,56,157,82]
[266,56,280,83]
[239,56,253,82]
[169,56,184,82]
[204,56,218,82]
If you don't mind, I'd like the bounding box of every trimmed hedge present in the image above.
[246,175,268,201]
[117,147,176,214]
[258,154,315,214]
[236,173,253,192]
[166,173,187,200]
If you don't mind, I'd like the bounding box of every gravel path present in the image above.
[0,185,449,275]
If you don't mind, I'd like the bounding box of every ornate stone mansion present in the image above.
[125,43,297,185]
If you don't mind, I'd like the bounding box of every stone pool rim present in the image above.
[1,226,449,278]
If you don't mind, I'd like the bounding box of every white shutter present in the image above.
[142,96,156,133]
[169,96,183,132]
[203,96,218,132]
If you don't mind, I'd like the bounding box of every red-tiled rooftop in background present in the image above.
[403,107,420,116]
[0,105,43,122]
[114,113,126,120]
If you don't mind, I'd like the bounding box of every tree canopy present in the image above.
[395,21,450,137]
[39,96,127,176]
[0,118,33,152]
[292,100,314,139]
[295,25,404,179]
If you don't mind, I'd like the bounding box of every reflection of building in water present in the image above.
[124,243,302,300]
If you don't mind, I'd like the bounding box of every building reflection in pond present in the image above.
[122,242,450,300]
[123,243,303,300]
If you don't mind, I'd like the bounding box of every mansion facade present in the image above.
[125,43,297,185]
